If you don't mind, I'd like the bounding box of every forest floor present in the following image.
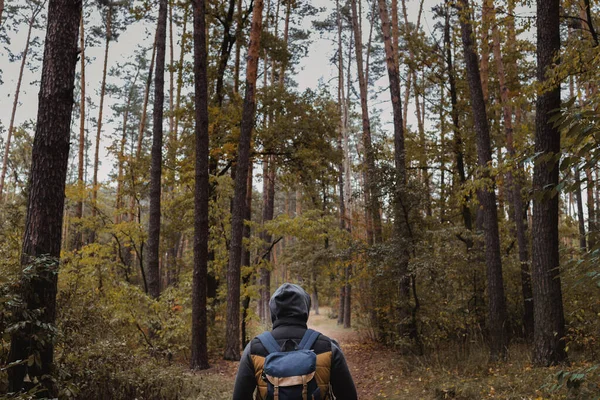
[188,308,590,399]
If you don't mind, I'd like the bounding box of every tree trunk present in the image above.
[0,4,43,201]
[586,164,596,248]
[115,69,139,225]
[490,2,533,339]
[343,266,352,329]
[444,1,472,235]
[378,0,414,343]
[190,0,210,370]
[174,5,189,139]
[259,156,275,323]
[532,0,567,366]
[575,168,587,251]
[74,13,86,247]
[241,162,253,346]
[224,0,263,361]
[215,0,237,107]
[233,0,242,93]
[146,0,168,299]
[350,0,382,244]
[90,5,112,241]
[480,0,493,101]
[400,0,424,133]
[7,0,81,394]
[458,0,508,361]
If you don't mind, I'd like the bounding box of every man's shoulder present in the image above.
[249,329,335,357]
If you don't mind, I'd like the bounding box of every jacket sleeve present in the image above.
[232,342,257,400]
[330,341,358,400]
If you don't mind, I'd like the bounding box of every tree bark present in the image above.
[378,0,414,342]
[259,156,275,323]
[74,13,86,247]
[224,0,263,361]
[241,162,253,346]
[444,1,472,235]
[458,0,508,361]
[216,0,238,106]
[532,0,567,366]
[0,3,44,201]
[350,0,382,245]
[575,167,587,251]
[90,5,113,241]
[490,2,533,339]
[190,0,210,370]
[146,0,168,299]
[7,0,81,394]
[586,164,596,248]
[480,0,493,100]
[115,67,139,225]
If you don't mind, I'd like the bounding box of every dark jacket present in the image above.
[232,283,358,400]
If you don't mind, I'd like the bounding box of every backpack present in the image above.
[256,329,325,400]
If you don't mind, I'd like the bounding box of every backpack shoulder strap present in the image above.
[256,331,281,354]
[298,329,321,350]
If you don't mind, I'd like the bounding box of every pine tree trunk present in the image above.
[91,6,112,242]
[480,0,493,100]
[575,168,587,251]
[215,0,237,107]
[350,0,382,244]
[490,3,533,339]
[532,0,567,366]
[241,162,253,346]
[7,0,81,394]
[190,0,210,370]
[233,0,242,93]
[224,0,263,361]
[74,14,86,248]
[458,0,508,361]
[378,0,414,342]
[586,165,596,247]
[0,5,42,201]
[115,70,138,225]
[146,0,168,299]
[343,266,352,329]
[444,1,472,235]
[174,5,189,138]
[259,156,275,323]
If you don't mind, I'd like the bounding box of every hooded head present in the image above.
[269,283,311,324]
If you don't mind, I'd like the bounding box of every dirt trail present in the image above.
[308,308,412,399]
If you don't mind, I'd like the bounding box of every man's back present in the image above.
[232,283,358,400]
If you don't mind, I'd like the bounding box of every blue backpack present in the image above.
[256,329,323,400]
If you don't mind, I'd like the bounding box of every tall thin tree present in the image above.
[0,1,45,201]
[224,0,264,361]
[532,0,567,366]
[458,0,508,360]
[74,12,86,249]
[146,0,168,299]
[350,0,382,245]
[190,0,210,370]
[377,0,414,343]
[7,0,81,394]
[490,1,533,338]
[90,3,113,241]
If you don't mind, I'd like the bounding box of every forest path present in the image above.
[308,308,417,399]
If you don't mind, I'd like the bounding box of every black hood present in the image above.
[269,283,311,323]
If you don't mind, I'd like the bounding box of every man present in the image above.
[233,283,358,399]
